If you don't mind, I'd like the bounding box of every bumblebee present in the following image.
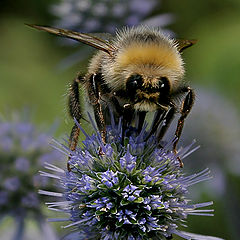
[27,24,196,167]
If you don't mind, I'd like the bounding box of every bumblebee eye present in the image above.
[159,77,170,92]
[126,74,143,92]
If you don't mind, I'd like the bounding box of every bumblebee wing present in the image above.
[26,24,116,55]
[175,39,197,52]
[90,32,114,41]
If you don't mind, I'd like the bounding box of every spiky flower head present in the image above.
[41,115,221,240]
[50,0,173,69]
[0,111,62,217]
[51,0,172,33]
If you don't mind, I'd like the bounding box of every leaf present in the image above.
[156,204,165,210]
[120,199,129,206]
[129,218,138,224]
[145,210,152,216]
[134,197,144,203]
[110,207,117,214]
[95,210,106,216]
[115,221,124,228]
[123,137,129,147]
[96,184,107,189]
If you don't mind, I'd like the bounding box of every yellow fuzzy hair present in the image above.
[116,44,182,72]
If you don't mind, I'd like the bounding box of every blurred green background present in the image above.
[0,0,240,239]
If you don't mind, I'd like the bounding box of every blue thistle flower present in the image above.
[0,111,61,239]
[40,116,223,240]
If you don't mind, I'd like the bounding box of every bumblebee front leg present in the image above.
[157,106,175,142]
[136,111,147,133]
[145,106,175,143]
[87,73,106,144]
[145,109,165,141]
[173,87,195,167]
[122,104,135,143]
[68,75,84,170]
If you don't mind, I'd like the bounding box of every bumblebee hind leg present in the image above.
[68,75,84,171]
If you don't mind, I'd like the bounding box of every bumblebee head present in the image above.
[100,26,196,111]
[104,40,185,89]
[104,42,185,111]
[123,72,171,111]
[111,42,185,111]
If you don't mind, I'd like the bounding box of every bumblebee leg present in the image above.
[157,106,176,142]
[88,73,106,145]
[108,95,143,136]
[122,104,134,143]
[108,95,124,122]
[68,75,84,171]
[136,111,147,133]
[145,109,165,141]
[173,87,195,167]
